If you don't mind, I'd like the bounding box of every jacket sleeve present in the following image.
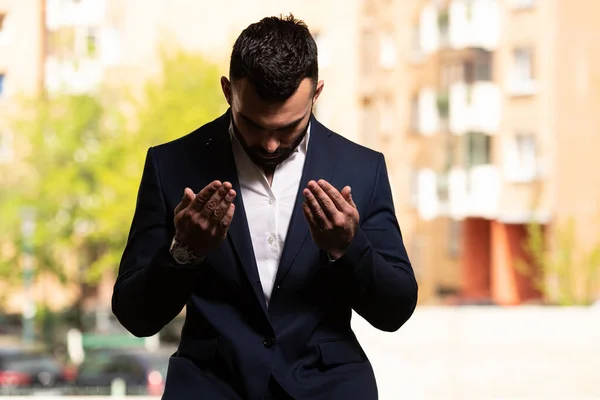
[112,147,203,337]
[338,153,418,332]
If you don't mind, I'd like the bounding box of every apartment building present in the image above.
[0,0,367,312]
[392,0,600,305]
[4,0,598,311]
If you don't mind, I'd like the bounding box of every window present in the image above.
[510,0,535,9]
[509,46,536,95]
[436,91,449,120]
[379,33,397,69]
[465,1,474,20]
[513,47,534,82]
[475,50,493,81]
[437,172,449,203]
[443,136,456,169]
[437,9,449,48]
[0,73,5,96]
[464,51,493,83]
[505,133,538,181]
[465,132,491,167]
[515,134,537,168]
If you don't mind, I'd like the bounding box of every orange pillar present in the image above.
[490,221,541,305]
[461,218,491,300]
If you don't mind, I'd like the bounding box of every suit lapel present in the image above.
[204,110,268,315]
[274,117,335,288]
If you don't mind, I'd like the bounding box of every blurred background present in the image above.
[0,0,598,398]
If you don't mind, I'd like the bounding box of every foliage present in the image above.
[520,218,600,305]
[0,50,227,289]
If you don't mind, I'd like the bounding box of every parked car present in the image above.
[0,347,75,395]
[74,347,174,396]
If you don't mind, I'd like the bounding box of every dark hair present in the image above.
[229,14,318,103]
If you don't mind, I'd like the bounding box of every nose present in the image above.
[261,136,280,153]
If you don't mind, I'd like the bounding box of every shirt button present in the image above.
[268,198,274,205]
[268,236,274,244]
[263,337,275,348]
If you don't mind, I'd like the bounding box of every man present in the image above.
[112,14,417,400]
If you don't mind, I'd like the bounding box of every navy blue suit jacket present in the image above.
[112,110,418,399]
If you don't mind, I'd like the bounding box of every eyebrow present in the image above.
[238,111,307,131]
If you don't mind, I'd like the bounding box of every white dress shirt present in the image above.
[230,123,310,306]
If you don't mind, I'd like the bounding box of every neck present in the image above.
[263,167,275,186]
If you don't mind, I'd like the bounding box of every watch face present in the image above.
[173,245,191,264]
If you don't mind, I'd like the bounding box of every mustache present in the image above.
[251,148,289,157]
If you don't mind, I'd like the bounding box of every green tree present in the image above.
[0,50,227,296]
[520,219,600,305]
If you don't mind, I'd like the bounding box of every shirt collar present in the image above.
[228,118,311,155]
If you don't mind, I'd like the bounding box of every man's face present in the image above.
[221,77,324,170]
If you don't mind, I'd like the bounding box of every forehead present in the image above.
[232,78,313,129]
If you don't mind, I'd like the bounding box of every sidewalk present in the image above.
[352,306,600,400]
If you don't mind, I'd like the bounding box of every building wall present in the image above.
[0,0,45,171]
[554,0,600,244]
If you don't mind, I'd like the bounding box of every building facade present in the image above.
[382,0,600,305]
[1,0,599,312]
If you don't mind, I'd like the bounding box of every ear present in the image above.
[221,76,232,105]
[312,80,324,105]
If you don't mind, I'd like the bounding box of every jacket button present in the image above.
[263,337,275,348]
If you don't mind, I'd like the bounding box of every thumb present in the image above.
[341,186,356,208]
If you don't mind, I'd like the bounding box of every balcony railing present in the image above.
[448,0,500,50]
[449,81,501,135]
[448,165,500,219]
[45,56,104,94]
[46,0,107,29]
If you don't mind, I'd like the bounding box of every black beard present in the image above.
[231,118,309,170]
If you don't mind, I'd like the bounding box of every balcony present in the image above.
[414,169,452,220]
[418,3,440,55]
[448,165,501,219]
[45,57,104,94]
[46,0,107,29]
[449,81,501,135]
[411,88,441,135]
[448,0,500,50]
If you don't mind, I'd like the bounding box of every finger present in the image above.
[209,188,236,222]
[303,187,328,230]
[307,180,339,218]
[192,180,222,211]
[302,202,318,228]
[341,186,356,209]
[317,180,349,211]
[175,188,195,215]
[215,203,235,238]
[199,181,232,218]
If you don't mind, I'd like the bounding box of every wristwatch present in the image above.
[169,237,200,265]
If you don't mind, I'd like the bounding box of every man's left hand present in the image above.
[302,179,359,260]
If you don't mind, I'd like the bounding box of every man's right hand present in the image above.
[173,180,236,259]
